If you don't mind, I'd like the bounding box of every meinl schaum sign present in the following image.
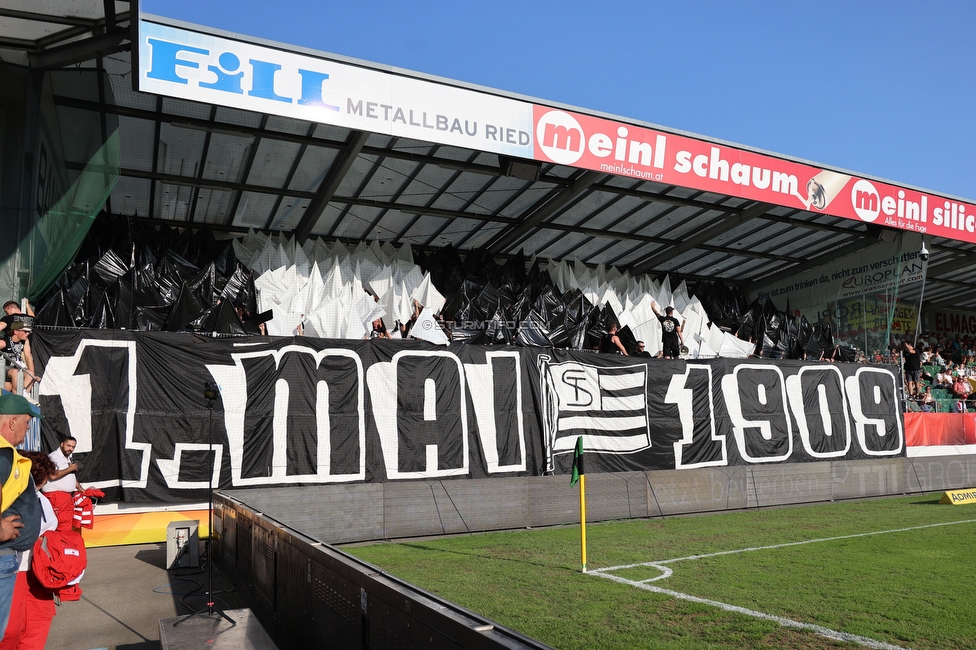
[32,331,903,502]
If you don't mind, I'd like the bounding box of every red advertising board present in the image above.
[532,106,976,244]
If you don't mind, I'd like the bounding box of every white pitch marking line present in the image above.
[590,518,976,650]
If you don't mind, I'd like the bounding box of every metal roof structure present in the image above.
[3,1,976,311]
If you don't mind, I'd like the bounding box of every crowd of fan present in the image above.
[893,334,976,413]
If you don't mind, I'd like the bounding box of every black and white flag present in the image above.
[541,359,650,462]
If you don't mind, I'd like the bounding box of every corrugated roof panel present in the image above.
[399,166,460,208]
[308,204,345,237]
[364,132,395,149]
[391,136,438,157]
[335,153,380,196]
[288,146,338,193]
[155,182,193,221]
[329,204,389,240]
[157,123,206,178]
[431,174,496,213]
[162,96,212,121]
[117,116,156,172]
[431,217,485,247]
[201,133,254,184]
[499,185,556,219]
[610,242,668,268]
[49,68,101,102]
[633,204,702,238]
[266,114,313,137]
[607,201,674,235]
[572,237,638,266]
[312,123,352,142]
[460,224,506,250]
[214,106,264,130]
[244,139,303,188]
[467,175,532,213]
[432,145,484,165]
[2,17,63,43]
[109,176,151,218]
[357,157,424,202]
[398,215,451,244]
[231,191,278,229]
[549,190,617,227]
[726,221,793,248]
[193,187,235,225]
[579,194,652,227]
[534,230,591,261]
[658,210,733,242]
[268,197,312,232]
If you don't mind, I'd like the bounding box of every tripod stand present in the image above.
[174,381,235,628]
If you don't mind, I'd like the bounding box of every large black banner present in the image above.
[30,331,904,502]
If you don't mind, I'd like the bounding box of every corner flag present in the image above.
[570,435,587,572]
[571,436,585,486]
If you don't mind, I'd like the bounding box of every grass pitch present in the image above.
[346,494,976,649]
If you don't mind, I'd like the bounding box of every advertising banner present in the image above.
[931,309,976,339]
[32,331,903,502]
[138,19,534,158]
[530,106,976,244]
[751,232,923,353]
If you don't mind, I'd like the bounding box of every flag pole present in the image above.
[579,473,587,573]
[571,435,587,573]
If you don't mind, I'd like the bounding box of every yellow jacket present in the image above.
[0,436,31,513]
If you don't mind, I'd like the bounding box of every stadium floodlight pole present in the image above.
[571,436,587,573]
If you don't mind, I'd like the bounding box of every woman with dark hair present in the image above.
[0,452,57,650]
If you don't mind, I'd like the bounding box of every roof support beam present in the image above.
[486,170,603,255]
[294,130,368,244]
[741,239,874,294]
[28,25,129,69]
[631,201,773,275]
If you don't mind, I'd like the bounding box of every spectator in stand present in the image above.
[920,387,935,412]
[369,318,391,339]
[954,398,968,413]
[920,345,933,364]
[600,324,628,355]
[1,319,37,393]
[903,342,923,398]
[651,302,683,359]
[0,302,32,338]
[934,367,953,390]
[634,341,652,358]
[930,347,946,367]
[950,338,963,364]
[951,373,971,401]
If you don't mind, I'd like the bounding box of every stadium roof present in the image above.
[3,2,976,311]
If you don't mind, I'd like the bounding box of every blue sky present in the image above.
[141,0,975,201]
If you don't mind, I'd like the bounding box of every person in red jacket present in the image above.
[0,452,57,650]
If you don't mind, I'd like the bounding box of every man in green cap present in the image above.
[0,394,43,635]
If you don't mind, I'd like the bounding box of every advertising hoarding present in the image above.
[137,18,976,245]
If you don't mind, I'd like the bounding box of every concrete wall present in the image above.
[222,455,976,545]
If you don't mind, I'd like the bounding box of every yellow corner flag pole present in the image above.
[571,436,587,573]
[579,473,587,573]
